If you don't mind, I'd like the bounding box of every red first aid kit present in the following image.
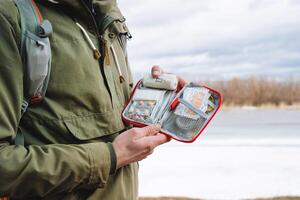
[122,74,222,143]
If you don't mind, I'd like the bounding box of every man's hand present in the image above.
[113,125,169,169]
[113,66,184,169]
[151,65,186,90]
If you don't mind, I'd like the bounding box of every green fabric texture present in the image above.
[0,0,136,199]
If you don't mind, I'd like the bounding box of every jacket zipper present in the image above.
[80,0,114,106]
[81,0,125,84]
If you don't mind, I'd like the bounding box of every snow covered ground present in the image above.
[139,108,300,199]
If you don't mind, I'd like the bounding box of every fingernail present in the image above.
[153,71,160,77]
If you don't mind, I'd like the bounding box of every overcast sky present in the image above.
[118,0,300,80]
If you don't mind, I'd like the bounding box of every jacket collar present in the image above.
[44,0,123,20]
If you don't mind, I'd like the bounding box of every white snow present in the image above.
[138,108,300,199]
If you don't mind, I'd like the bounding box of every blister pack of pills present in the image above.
[122,74,222,143]
[175,87,211,120]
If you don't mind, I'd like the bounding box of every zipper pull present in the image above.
[93,49,101,60]
[119,75,125,83]
[76,22,101,60]
[103,40,111,65]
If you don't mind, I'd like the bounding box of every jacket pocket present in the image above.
[63,112,125,141]
[24,30,51,97]
[22,110,125,144]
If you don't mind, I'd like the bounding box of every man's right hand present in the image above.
[112,125,169,169]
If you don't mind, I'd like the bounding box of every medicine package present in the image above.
[122,74,222,143]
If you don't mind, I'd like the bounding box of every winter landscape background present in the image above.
[118,0,300,199]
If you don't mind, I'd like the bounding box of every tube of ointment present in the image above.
[142,73,178,90]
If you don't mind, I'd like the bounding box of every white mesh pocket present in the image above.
[162,102,206,141]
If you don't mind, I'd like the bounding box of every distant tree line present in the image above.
[206,77,300,106]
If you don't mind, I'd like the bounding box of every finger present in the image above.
[149,149,154,155]
[139,149,154,161]
[134,124,161,140]
[154,133,170,146]
[140,148,154,157]
[177,75,187,90]
[138,133,169,150]
[138,154,150,162]
[142,124,161,137]
[177,75,187,87]
[166,136,172,142]
[151,65,163,78]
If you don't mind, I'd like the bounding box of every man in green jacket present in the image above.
[0,0,176,199]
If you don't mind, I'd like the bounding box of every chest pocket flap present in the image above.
[63,112,124,141]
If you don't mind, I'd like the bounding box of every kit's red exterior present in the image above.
[122,80,222,143]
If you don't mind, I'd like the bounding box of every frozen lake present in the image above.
[139,108,300,199]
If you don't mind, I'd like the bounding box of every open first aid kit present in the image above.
[122,74,222,143]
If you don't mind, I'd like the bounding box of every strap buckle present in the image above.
[38,20,53,38]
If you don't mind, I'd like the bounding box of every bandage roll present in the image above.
[142,74,178,90]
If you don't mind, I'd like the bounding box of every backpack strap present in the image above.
[14,0,53,145]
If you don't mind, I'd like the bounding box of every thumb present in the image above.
[151,65,163,78]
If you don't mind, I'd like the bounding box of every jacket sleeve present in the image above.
[0,11,114,199]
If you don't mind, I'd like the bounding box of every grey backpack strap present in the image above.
[14,0,52,145]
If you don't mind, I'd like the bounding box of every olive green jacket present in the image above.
[0,0,137,199]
